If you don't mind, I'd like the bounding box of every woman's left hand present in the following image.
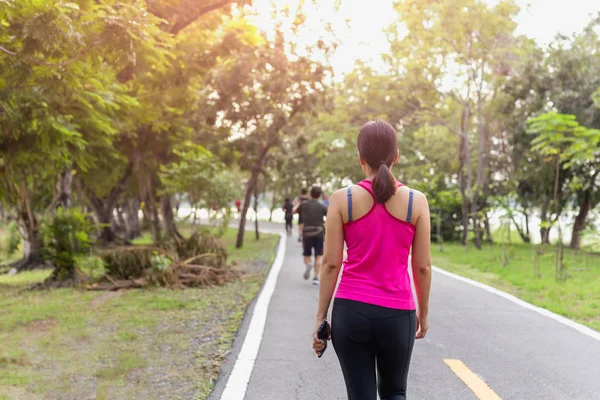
[312,318,330,355]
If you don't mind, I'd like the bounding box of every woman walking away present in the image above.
[312,119,432,400]
[283,198,294,236]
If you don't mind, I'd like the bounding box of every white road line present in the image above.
[220,233,287,400]
[433,266,600,342]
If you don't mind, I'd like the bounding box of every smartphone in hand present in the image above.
[317,320,331,358]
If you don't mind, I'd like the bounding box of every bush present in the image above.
[3,221,21,257]
[173,231,227,269]
[75,255,106,279]
[41,208,93,279]
[101,231,229,282]
[102,248,154,280]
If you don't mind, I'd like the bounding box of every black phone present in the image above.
[316,320,331,358]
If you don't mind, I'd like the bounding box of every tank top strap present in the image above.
[406,189,414,223]
[347,186,353,222]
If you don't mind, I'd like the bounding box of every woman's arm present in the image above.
[411,192,432,339]
[316,191,344,320]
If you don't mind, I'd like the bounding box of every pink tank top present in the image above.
[335,180,416,310]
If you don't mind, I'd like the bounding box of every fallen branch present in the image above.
[86,278,148,291]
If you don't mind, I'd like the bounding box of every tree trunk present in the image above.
[483,212,493,244]
[437,210,444,252]
[161,195,183,239]
[470,201,480,248]
[524,206,531,239]
[76,162,134,244]
[56,168,73,208]
[236,144,271,249]
[237,169,260,248]
[254,184,260,240]
[96,206,116,243]
[15,210,44,271]
[509,213,529,243]
[124,198,141,240]
[458,104,470,246]
[570,189,591,250]
[471,75,487,250]
[464,105,474,247]
[540,196,551,245]
[459,170,469,246]
[141,170,161,245]
[148,197,161,245]
[554,158,565,280]
[269,189,278,223]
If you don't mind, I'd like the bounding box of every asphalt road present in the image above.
[211,222,600,400]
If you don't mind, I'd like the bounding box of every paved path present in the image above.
[212,222,600,400]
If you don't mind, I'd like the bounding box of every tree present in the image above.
[501,21,600,247]
[494,38,552,243]
[310,65,409,186]
[545,23,600,249]
[386,0,520,248]
[210,23,332,248]
[265,130,320,218]
[159,142,239,229]
[528,112,600,276]
[74,2,259,245]
[1,1,151,267]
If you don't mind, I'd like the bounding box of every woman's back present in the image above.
[336,180,416,310]
[312,119,431,400]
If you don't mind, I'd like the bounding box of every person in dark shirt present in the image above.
[293,188,309,242]
[283,198,294,236]
[296,186,328,285]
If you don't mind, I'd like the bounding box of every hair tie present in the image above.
[379,161,387,166]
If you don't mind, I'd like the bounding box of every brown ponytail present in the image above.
[357,120,399,203]
[372,162,397,203]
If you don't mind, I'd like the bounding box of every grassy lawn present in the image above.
[0,227,279,400]
[431,241,600,332]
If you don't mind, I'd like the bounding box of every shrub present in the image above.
[100,231,229,282]
[75,255,106,280]
[41,208,93,280]
[102,248,154,280]
[3,221,21,257]
[173,231,227,268]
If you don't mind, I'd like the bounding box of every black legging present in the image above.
[285,215,293,234]
[332,298,416,400]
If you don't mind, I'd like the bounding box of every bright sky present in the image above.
[252,0,600,76]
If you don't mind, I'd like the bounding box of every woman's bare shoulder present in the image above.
[330,188,349,203]
[395,186,429,208]
[410,188,428,201]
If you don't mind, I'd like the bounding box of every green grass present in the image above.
[0,227,279,400]
[432,242,600,332]
[0,269,52,286]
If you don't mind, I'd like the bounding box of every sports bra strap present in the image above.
[347,186,353,222]
[406,190,414,223]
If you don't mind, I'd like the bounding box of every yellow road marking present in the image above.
[444,359,502,400]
